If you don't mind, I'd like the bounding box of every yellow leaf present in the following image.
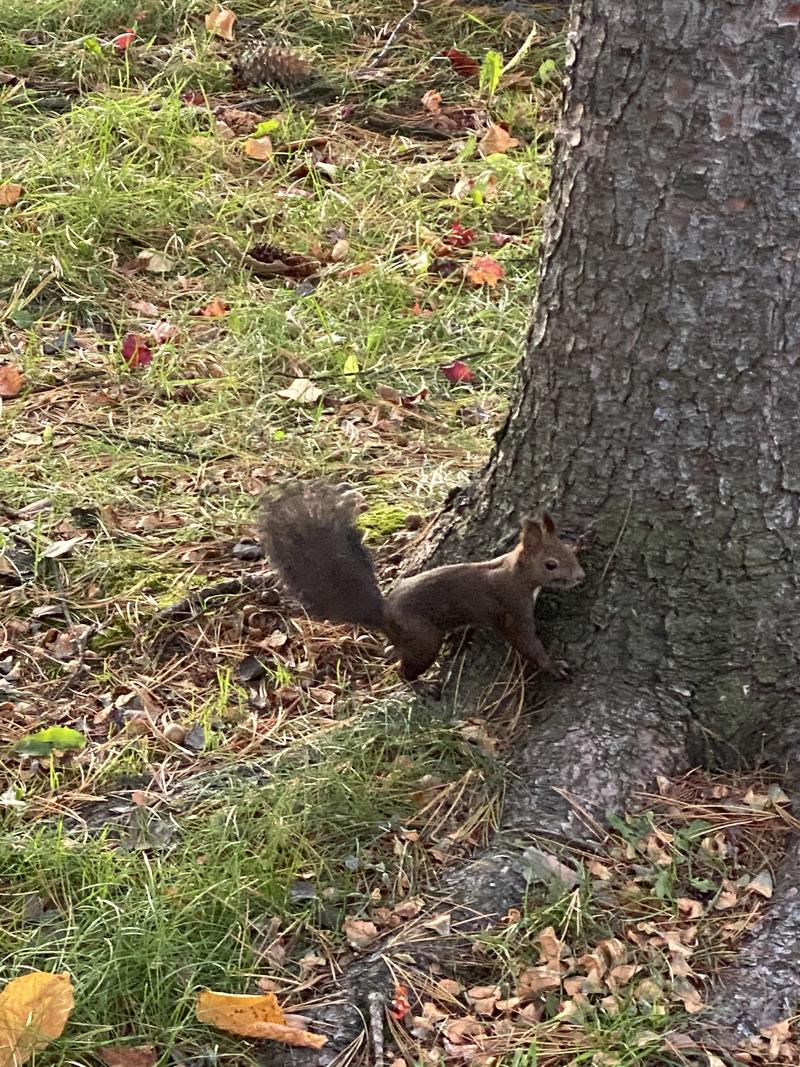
[478,124,520,157]
[205,3,236,40]
[243,136,273,161]
[196,989,326,1048]
[0,183,22,207]
[0,971,74,1067]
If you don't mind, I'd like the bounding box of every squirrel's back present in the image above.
[259,482,386,629]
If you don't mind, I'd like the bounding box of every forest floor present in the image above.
[0,0,796,1064]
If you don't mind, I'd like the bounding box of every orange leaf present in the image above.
[466,255,505,287]
[244,135,273,161]
[478,124,520,157]
[205,3,236,40]
[343,917,379,949]
[0,363,23,399]
[0,183,22,207]
[0,971,74,1067]
[195,989,326,1048]
[196,297,228,317]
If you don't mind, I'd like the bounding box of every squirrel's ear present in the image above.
[541,512,556,536]
[521,517,543,551]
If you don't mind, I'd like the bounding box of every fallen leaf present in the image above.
[747,870,774,899]
[137,250,174,273]
[466,255,505,286]
[343,917,379,949]
[196,989,325,1048]
[13,726,86,756]
[196,296,228,317]
[205,3,236,40]
[0,183,22,207]
[478,124,520,157]
[275,378,322,404]
[244,135,273,161]
[149,320,179,345]
[714,881,738,910]
[421,90,442,113]
[98,1046,157,1067]
[110,30,136,50]
[537,926,565,968]
[0,971,74,1067]
[441,48,479,78]
[423,912,451,936]
[121,334,153,368]
[446,221,476,248]
[330,238,349,261]
[0,363,23,398]
[196,988,283,1032]
[516,966,561,998]
[131,299,160,316]
[677,897,704,918]
[489,231,515,248]
[440,359,475,384]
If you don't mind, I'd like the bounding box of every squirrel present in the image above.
[259,482,585,682]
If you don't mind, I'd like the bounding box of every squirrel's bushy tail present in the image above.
[259,482,386,629]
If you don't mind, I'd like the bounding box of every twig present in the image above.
[367,991,385,1067]
[598,492,633,586]
[364,0,420,71]
[64,421,225,462]
[151,574,275,626]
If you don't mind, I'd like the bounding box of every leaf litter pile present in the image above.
[1,0,798,1064]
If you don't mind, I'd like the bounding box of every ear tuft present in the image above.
[521,517,543,550]
[541,512,556,535]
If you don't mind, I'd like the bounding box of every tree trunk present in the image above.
[271,3,800,1060]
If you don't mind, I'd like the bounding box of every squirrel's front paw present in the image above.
[546,659,571,681]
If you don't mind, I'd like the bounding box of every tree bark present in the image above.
[270,2,800,1060]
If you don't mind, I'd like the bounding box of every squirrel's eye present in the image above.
[545,559,559,571]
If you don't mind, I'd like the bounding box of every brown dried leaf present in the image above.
[343,917,379,949]
[205,3,236,39]
[98,1047,157,1067]
[537,925,565,967]
[423,912,452,936]
[748,870,774,899]
[0,183,22,207]
[677,897,704,919]
[516,966,561,998]
[244,136,273,161]
[478,124,520,157]
[714,880,739,910]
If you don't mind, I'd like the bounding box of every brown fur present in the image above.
[260,482,584,681]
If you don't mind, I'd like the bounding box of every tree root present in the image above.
[705,828,800,1046]
[265,678,694,1066]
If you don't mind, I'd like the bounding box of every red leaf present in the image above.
[466,254,505,287]
[182,90,205,106]
[489,232,514,248]
[111,30,136,50]
[121,334,153,368]
[440,359,475,384]
[441,48,479,79]
[446,221,476,248]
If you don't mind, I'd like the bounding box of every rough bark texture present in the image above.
[271,3,800,1060]
[708,845,800,1041]
[431,0,800,766]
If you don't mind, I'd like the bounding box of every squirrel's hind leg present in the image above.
[390,620,442,682]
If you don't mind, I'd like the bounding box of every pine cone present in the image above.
[231,44,318,91]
